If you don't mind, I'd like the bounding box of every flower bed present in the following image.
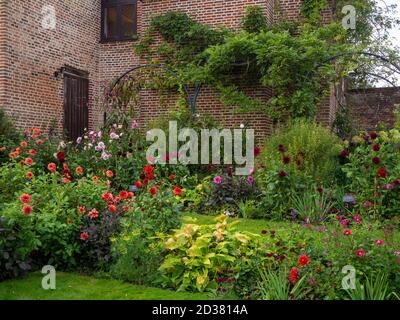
[0,116,399,300]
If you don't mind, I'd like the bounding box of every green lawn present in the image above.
[0,272,218,300]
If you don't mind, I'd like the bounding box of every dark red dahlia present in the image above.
[370,132,379,140]
[377,168,387,179]
[279,170,287,177]
[339,149,349,158]
[56,151,65,162]
[372,157,380,165]
[282,156,291,165]
[372,144,380,152]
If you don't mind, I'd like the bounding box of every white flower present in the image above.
[240,124,245,129]
[97,131,102,139]
[118,125,123,129]
[58,141,67,149]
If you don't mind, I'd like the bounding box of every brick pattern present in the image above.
[1,0,339,139]
[346,87,400,130]
[0,0,9,114]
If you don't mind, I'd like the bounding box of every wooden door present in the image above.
[63,68,89,141]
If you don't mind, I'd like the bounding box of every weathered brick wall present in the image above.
[2,0,337,140]
[3,0,100,132]
[0,0,9,114]
[346,87,400,130]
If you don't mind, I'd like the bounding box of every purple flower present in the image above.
[246,176,254,185]
[213,176,222,184]
[76,137,82,144]
[386,184,394,190]
[131,120,138,130]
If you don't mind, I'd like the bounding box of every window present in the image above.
[101,0,137,42]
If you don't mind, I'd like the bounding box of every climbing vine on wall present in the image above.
[124,3,398,123]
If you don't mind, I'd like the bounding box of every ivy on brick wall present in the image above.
[126,3,399,123]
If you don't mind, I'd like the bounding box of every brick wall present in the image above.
[1,0,337,140]
[3,0,100,132]
[0,0,9,113]
[346,87,400,130]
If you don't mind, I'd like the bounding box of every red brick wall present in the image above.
[2,0,336,140]
[0,0,9,114]
[2,0,100,132]
[346,87,400,130]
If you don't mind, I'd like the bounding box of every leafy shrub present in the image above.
[261,119,343,183]
[0,109,19,163]
[240,6,268,33]
[159,215,261,293]
[0,216,35,281]
[0,169,131,273]
[255,164,316,219]
[200,170,261,214]
[110,165,183,285]
[342,130,400,219]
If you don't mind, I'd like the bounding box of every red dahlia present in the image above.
[20,194,31,204]
[298,255,310,267]
[22,205,32,216]
[289,267,298,285]
[377,168,387,178]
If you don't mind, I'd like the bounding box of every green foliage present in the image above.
[134,9,349,122]
[341,130,400,219]
[292,192,334,224]
[159,215,260,293]
[240,5,268,33]
[111,186,183,285]
[0,109,19,163]
[262,119,343,182]
[257,267,308,300]
[300,0,329,24]
[200,172,261,214]
[345,273,399,300]
[0,216,35,281]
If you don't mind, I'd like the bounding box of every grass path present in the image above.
[0,272,217,300]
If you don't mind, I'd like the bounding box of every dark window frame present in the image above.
[101,0,138,42]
